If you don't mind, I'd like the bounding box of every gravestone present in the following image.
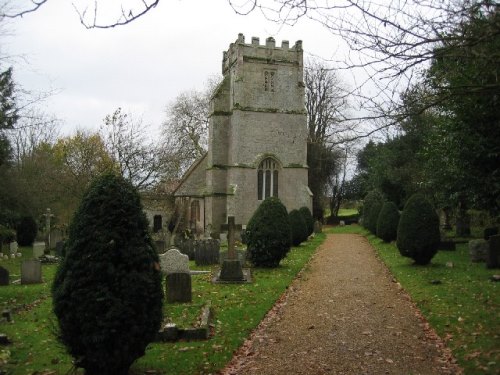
[175,238,195,260]
[32,242,45,258]
[166,273,192,303]
[218,216,245,282]
[159,248,190,275]
[314,220,322,234]
[469,239,489,262]
[0,266,9,286]
[195,239,220,266]
[487,235,500,269]
[21,260,42,284]
[9,241,18,255]
[219,249,246,267]
[159,248,192,303]
[55,241,65,257]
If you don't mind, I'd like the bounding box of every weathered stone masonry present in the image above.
[174,34,312,236]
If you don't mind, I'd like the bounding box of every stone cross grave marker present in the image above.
[220,216,242,261]
[21,259,42,284]
[218,216,245,282]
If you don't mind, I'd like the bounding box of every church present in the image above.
[173,34,312,237]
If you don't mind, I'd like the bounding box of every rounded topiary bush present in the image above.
[362,191,384,233]
[52,173,163,375]
[299,206,314,236]
[246,197,291,267]
[16,216,38,246]
[289,209,308,246]
[397,193,440,265]
[376,201,400,242]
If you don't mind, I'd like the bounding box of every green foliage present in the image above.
[246,197,291,267]
[397,193,440,265]
[0,67,18,167]
[362,190,384,233]
[299,206,314,236]
[289,209,308,246]
[0,225,15,244]
[426,9,500,214]
[16,216,37,246]
[52,173,163,375]
[376,201,400,242]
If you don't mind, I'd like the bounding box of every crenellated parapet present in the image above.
[222,33,303,75]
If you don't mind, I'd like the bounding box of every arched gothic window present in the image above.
[258,158,279,200]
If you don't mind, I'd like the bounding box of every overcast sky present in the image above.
[4,0,345,137]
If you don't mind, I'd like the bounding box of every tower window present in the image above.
[264,71,275,92]
[258,158,279,200]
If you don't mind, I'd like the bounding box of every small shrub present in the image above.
[16,216,38,246]
[299,206,314,236]
[362,191,384,233]
[376,202,400,242]
[246,197,291,267]
[397,193,440,265]
[289,209,308,246]
[52,173,163,375]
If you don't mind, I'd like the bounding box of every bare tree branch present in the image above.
[72,0,160,29]
[1,0,48,18]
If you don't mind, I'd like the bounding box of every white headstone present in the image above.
[9,241,18,255]
[32,242,45,258]
[159,248,190,275]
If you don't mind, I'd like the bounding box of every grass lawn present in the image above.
[0,233,325,374]
[328,225,500,375]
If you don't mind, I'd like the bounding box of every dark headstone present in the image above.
[166,273,192,303]
[469,239,489,262]
[1,310,11,322]
[55,241,65,257]
[176,238,195,260]
[0,333,11,345]
[0,267,9,286]
[219,259,244,281]
[486,235,500,269]
[21,259,42,284]
[484,227,499,241]
[195,239,220,266]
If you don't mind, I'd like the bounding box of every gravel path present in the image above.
[221,233,461,375]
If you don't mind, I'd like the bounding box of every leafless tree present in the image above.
[101,107,166,189]
[162,79,218,175]
[1,0,160,29]
[9,108,60,166]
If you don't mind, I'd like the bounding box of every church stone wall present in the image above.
[175,34,312,235]
[174,154,207,197]
[228,111,307,167]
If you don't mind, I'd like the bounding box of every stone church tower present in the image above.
[174,34,312,236]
